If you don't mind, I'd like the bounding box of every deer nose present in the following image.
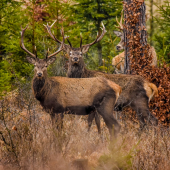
[116,46,121,51]
[73,57,79,62]
[37,72,42,77]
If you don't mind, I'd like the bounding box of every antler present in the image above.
[46,28,64,58]
[44,20,71,50]
[43,20,62,44]
[66,37,72,47]
[20,25,36,58]
[115,10,123,30]
[20,24,63,59]
[44,21,106,49]
[81,22,107,48]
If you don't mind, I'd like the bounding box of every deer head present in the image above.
[113,11,124,51]
[44,21,107,65]
[20,25,64,78]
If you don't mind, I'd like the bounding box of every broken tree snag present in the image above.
[123,0,150,74]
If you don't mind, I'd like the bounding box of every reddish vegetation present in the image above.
[133,58,170,126]
[123,0,170,125]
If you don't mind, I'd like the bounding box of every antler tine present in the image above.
[81,22,106,48]
[60,26,65,45]
[20,25,36,58]
[66,38,72,47]
[43,20,62,44]
[115,10,124,30]
[51,20,57,28]
[35,46,37,58]
[47,27,64,58]
[95,22,107,42]
[120,10,123,28]
[47,44,63,58]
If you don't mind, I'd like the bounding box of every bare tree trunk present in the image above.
[96,19,103,66]
[56,0,60,40]
[150,0,153,46]
[97,0,103,66]
[32,0,35,54]
[0,10,2,62]
[123,0,147,74]
[97,42,102,66]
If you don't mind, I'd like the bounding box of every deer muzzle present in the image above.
[37,72,43,77]
[116,45,122,51]
[72,57,79,63]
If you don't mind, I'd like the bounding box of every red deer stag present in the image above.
[20,25,121,138]
[44,21,107,134]
[113,12,157,73]
[44,22,158,132]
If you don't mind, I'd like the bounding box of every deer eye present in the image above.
[80,52,82,56]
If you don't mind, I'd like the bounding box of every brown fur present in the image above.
[28,57,121,138]
[112,47,157,74]
[112,51,125,73]
[66,49,158,130]
[144,83,158,101]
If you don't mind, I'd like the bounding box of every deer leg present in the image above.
[88,111,101,134]
[96,98,120,139]
[50,113,64,130]
[131,97,158,130]
[95,112,101,134]
[87,111,95,132]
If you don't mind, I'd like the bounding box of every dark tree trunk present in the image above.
[56,0,60,40]
[96,20,103,66]
[97,1,103,67]
[123,0,147,74]
[149,0,153,46]
[97,42,102,66]
[32,0,35,54]
[0,10,2,61]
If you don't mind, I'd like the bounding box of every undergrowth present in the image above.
[0,85,169,170]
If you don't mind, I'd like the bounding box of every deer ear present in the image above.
[81,46,90,53]
[26,56,36,65]
[46,56,56,66]
[113,31,122,37]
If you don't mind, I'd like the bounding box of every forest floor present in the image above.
[0,89,170,170]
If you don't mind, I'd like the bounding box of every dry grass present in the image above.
[0,88,170,170]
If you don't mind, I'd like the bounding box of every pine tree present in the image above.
[71,0,122,66]
[0,0,23,95]
[153,0,170,63]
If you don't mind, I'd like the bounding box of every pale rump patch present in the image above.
[144,82,158,101]
[106,80,122,102]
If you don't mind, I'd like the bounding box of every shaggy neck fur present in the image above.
[32,72,50,102]
[67,59,86,78]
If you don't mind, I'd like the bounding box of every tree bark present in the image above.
[97,0,103,66]
[123,0,147,74]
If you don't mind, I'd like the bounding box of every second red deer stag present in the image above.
[44,22,158,132]
[113,12,157,73]
[20,25,121,138]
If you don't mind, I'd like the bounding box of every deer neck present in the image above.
[32,72,50,101]
[67,59,86,78]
